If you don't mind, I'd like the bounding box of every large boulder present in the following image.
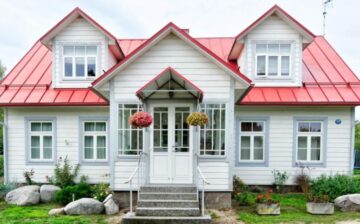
[335,194,360,211]
[5,185,40,206]
[40,185,61,203]
[103,194,119,215]
[64,198,104,215]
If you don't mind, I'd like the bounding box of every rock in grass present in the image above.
[335,194,360,211]
[40,185,61,203]
[103,194,119,215]
[49,208,65,216]
[64,198,104,215]
[5,185,40,206]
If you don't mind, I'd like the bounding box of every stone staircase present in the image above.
[122,185,211,224]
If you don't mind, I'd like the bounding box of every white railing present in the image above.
[124,151,146,213]
[195,153,210,216]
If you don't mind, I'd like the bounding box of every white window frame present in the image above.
[118,104,144,156]
[255,43,292,78]
[82,121,108,161]
[296,121,323,163]
[239,121,266,162]
[199,103,226,156]
[28,121,54,161]
[62,45,98,80]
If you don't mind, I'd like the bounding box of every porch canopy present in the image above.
[136,67,204,101]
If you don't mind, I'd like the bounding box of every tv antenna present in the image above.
[323,0,334,36]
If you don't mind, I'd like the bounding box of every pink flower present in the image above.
[129,112,153,128]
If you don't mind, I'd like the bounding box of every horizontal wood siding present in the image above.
[198,161,230,190]
[7,107,110,184]
[113,34,231,101]
[234,106,352,185]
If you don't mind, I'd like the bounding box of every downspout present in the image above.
[350,107,355,175]
[3,107,8,183]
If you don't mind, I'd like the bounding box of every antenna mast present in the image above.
[323,0,334,36]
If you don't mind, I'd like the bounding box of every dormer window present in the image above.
[255,43,291,78]
[63,45,97,79]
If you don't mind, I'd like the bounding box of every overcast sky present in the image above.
[1,0,359,117]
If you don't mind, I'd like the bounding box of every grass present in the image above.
[238,193,360,224]
[0,201,108,224]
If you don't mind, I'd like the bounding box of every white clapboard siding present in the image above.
[238,15,302,86]
[53,18,111,88]
[233,106,352,185]
[198,162,229,190]
[113,160,145,190]
[113,34,231,101]
[7,107,110,184]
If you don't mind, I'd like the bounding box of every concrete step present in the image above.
[137,199,199,208]
[122,212,211,224]
[139,192,198,201]
[140,185,197,193]
[135,207,201,217]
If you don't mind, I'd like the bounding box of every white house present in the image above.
[1,5,359,213]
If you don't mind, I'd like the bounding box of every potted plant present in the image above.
[186,112,208,126]
[255,190,280,215]
[129,111,153,128]
[306,194,334,215]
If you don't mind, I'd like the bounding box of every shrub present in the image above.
[23,169,35,185]
[92,183,110,202]
[255,190,278,205]
[55,181,93,205]
[0,155,3,177]
[272,169,289,193]
[310,174,360,201]
[48,157,80,188]
[0,182,16,199]
[232,176,248,198]
[295,165,311,193]
[234,192,255,206]
[307,194,330,203]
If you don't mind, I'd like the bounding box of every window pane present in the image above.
[31,122,41,132]
[256,56,266,76]
[43,136,52,159]
[280,44,291,53]
[281,56,290,76]
[97,136,106,159]
[268,56,278,76]
[87,57,96,77]
[254,136,263,148]
[256,44,267,53]
[75,46,85,56]
[85,122,95,131]
[254,148,263,160]
[253,122,264,132]
[241,122,252,132]
[298,149,307,160]
[42,122,52,132]
[311,148,321,161]
[298,136,307,148]
[84,136,94,159]
[31,136,40,159]
[64,57,73,77]
[310,122,321,132]
[268,44,279,53]
[96,122,106,131]
[298,122,309,132]
[240,136,250,148]
[64,46,73,55]
[87,46,97,55]
[254,136,264,160]
[311,136,321,149]
[240,136,250,160]
[75,57,85,77]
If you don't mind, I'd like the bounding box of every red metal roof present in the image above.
[0,41,108,106]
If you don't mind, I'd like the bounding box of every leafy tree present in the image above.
[355,121,360,151]
[0,60,5,155]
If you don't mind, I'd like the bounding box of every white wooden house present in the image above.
[1,5,358,212]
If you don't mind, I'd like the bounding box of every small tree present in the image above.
[47,157,80,188]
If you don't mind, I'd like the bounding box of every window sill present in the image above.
[236,161,268,167]
[62,78,97,82]
[26,160,55,165]
[117,155,141,160]
[80,160,109,166]
[198,155,227,160]
[294,161,325,167]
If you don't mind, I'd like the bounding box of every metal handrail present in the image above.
[123,151,145,213]
[195,153,210,216]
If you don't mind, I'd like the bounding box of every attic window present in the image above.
[255,43,291,78]
[63,45,97,79]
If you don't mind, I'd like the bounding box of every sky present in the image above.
[0,0,359,116]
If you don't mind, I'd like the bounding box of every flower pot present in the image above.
[306,202,334,215]
[256,203,280,215]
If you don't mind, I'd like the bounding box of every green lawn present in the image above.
[0,201,108,224]
[238,193,360,224]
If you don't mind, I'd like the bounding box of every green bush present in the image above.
[0,155,3,178]
[92,183,110,202]
[232,176,248,198]
[310,174,360,201]
[55,182,93,205]
[0,182,16,199]
[48,157,80,188]
[234,192,256,206]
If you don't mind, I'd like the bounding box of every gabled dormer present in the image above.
[40,7,123,88]
[229,5,315,87]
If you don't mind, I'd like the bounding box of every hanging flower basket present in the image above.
[186,112,208,126]
[129,111,153,128]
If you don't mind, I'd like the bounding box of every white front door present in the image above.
[149,104,193,184]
